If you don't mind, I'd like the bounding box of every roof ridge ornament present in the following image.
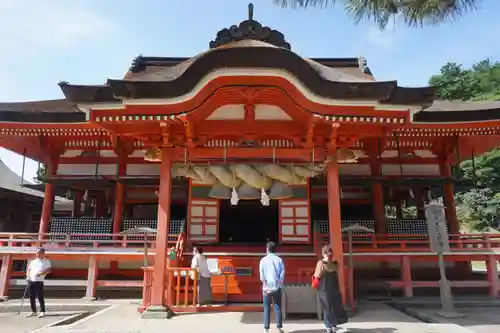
[209,3,291,50]
[248,3,254,21]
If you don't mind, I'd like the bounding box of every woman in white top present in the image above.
[191,247,212,306]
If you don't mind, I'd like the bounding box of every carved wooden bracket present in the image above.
[304,117,318,148]
[327,123,340,150]
[111,135,135,157]
[160,121,173,147]
[180,118,195,148]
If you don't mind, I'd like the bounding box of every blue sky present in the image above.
[0,0,499,181]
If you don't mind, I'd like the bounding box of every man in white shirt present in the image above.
[25,248,51,318]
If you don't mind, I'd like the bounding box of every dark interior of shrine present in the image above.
[218,199,279,243]
[310,203,374,221]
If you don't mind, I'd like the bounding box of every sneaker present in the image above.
[276,329,284,333]
[25,312,36,318]
[263,330,270,333]
[37,312,46,318]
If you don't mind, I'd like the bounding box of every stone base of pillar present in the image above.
[141,305,173,319]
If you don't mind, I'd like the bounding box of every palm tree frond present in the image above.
[272,0,337,9]
[344,0,399,29]
[399,0,479,27]
[272,0,480,29]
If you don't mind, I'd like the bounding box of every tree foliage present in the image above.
[272,0,479,29]
[430,59,500,231]
[429,60,500,101]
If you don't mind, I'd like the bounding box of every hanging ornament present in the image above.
[230,188,239,206]
[260,188,270,206]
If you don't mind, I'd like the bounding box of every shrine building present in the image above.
[1,4,499,314]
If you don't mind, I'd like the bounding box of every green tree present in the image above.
[429,60,500,101]
[273,0,479,29]
[430,59,500,231]
[34,164,46,183]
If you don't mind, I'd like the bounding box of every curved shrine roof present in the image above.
[416,100,500,122]
[58,40,434,107]
[0,99,84,123]
[0,2,498,125]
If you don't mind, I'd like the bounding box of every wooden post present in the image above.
[72,191,83,218]
[112,182,125,234]
[84,256,99,300]
[326,158,346,304]
[39,183,55,237]
[401,256,413,297]
[439,159,458,234]
[486,255,500,297]
[370,159,386,234]
[415,188,426,220]
[0,255,12,301]
[147,148,172,312]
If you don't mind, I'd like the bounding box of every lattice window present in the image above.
[49,218,112,241]
[315,219,431,241]
[188,199,218,243]
[49,218,184,241]
[279,200,311,244]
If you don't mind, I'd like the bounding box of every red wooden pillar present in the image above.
[439,159,459,234]
[84,256,99,300]
[327,158,346,304]
[72,191,83,218]
[94,196,104,218]
[415,188,426,220]
[39,183,55,236]
[0,254,12,301]
[370,160,386,234]
[113,182,125,234]
[486,255,500,297]
[149,148,172,309]
[401,256,413,297]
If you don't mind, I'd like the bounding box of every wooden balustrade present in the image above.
[0,232,180,249]
[2,231,500,253]
[140,266,154,313]
[315,231,500,252]
[166,267,198,308]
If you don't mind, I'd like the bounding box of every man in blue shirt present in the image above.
[259,241,285,333]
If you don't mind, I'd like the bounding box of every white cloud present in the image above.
[0,1,117,50]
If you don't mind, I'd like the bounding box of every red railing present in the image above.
[314,232,500,253]
[139,232,190,312]
[139,266,198,312]
[175,232,185,262]
[139,266,154,313]
[167,267,198,307]
[0,232,180,249]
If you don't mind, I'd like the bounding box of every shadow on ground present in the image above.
[289,329,397,333]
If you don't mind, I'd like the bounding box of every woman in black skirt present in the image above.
[312,245,348,333]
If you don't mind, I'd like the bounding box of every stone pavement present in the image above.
[0,298,497,333]
[406,306,500,333]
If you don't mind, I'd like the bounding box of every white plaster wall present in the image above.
[381,164,440,176]
[57,164,117,176]
[339,164,371,176]
[126,164,160,176]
